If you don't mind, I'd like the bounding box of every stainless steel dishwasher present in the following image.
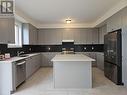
[15,59,26,87]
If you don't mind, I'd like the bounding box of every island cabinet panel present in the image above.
[52,54,94,88]
[0,18,15,43]
[0,63,14,95]
[41,52,59,67]
[53,61,92,88]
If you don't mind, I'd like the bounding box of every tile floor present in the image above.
[12,67,127,95]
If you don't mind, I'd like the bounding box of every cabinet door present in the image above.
[55,31,62,44]
[26,54,41,79]
[42,52,58,67]
[83,52,90,57]
[107,16,114,32]
[86,30,92,44]
[0,19,8,43]
[92,29,99,44]
[44,31,53,45]
[26,57,33,79]
[38,31,45,45]
[99,25,107,44]
[45,31,60,45]
[8,18,15,43]
[42,53,50,66]
[24,24,38,45]
[29,25,35,44]
[0,18,15,43]
[80,31,87,44]
[74,31,81,44]
[107,11,122,32]
[31,28,38,45]
[62,29,74,40]
[97,53,104,70]
[89,52,97,67]
[34,54,41,70]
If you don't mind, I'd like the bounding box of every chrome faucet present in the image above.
[17,51,24,56]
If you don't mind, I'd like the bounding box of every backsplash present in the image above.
[0,44,104,57]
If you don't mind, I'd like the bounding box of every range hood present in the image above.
[62,40,75,54]
[62,40,74,42]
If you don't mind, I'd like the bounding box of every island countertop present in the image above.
[51,54,95,62]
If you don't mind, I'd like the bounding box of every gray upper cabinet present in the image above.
[86,29,98,44]
[62,29,74,40]
[74,30,81,44]
[79,30,87,44]
[99,25,107,44]
[38,28,99,45]
[107,10,122,32]
[92,29,99,44]
[86,30,92,44]
[38,29,62,45]
[23,23,38,45]
[0,18,15,43]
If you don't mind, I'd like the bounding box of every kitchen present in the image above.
[0,0,127,95]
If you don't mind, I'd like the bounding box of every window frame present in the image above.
[8,20,22,48]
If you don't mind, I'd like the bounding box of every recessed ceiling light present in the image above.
[66,19,71,24]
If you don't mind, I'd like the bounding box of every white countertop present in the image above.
[0,53,41,63]
[51,54,95,62]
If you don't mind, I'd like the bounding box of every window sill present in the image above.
[8,44,22,48]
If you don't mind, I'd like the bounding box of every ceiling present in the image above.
[15,0,125,28]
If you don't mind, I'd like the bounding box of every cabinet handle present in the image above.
[16,61,26,66]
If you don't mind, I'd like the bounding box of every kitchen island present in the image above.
[51,54,95,88]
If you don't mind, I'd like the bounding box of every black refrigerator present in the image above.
[104,29,123,85]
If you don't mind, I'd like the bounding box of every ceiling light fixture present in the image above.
[66,19,71,24]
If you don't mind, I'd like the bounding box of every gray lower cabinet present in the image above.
[96,53,104,70]
[0,18,15,43]
[83,52,104,69]
[80,52,97,67]
[41,52,59,67]
[26,54,41,79]
[84,52,97,67]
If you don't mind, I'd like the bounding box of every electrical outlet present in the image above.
[29,48,32,51]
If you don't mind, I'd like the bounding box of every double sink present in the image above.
[18,54,29,57]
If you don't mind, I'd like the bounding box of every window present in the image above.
[8,21,22,48]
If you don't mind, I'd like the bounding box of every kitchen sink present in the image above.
[19,54,29,57]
